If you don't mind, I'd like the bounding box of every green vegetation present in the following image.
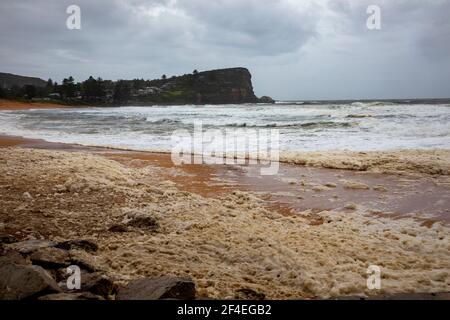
[1,73,199,105]
[0,67,259,105]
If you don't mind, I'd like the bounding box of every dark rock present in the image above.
[54,267,72,283]
[6,239,57,254]
[116,276,196,300]
[80,272,116,298]
[56,239,98,253]
[0,233,18,245]
[38,292,104,300]
[108,224,128,233]
[30,247,70,269]
[0,257,61,299]
[189,68,258,104]
[235,288,266,300]
[258,96,275,104]
[0,250,30,265]
[127,217,159,231]
[68,251,98,272]
[54,266,85,287]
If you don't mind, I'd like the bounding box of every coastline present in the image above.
[1,131,450,299]
[2,129,449,176]
[2,0,450,302]
[0,99,73,110]
[1,133,449,219]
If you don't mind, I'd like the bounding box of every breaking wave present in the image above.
[224,121,356,129]
[0,102,449,152]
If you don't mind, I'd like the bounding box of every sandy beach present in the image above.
[1,132,449,299]
[0,99,71,110]
[2,0,450,307]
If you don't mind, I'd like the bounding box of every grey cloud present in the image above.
[176,0,320,55]
[324,0,450,59]
[0,0,449,99]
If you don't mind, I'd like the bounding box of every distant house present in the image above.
[160,83,175,91]
[48,93,61,99]
[137,86,161,96]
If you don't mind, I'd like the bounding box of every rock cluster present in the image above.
[116,277,196,300]
[258,96,275,104]
[0,237,196,300]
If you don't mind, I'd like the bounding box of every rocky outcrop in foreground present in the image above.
[2,236,448,300]
[116,277,196,300]
[0,238,196,300]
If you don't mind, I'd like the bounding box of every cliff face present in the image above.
[190,68,258,104]
[136,67,259,105]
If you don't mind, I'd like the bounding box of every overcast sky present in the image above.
[1,0,449,100]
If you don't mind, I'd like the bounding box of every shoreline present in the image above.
[1,102,449,178]
[1,121,450,299]
[1,133,450,228]
[1,133,450,218]
[1,133,449,219]
[1,142,450,299]
[1,130,450,176]
[0,99,76,110]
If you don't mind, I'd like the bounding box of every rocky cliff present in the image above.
[189,67,258,104]
[135,67,259,104]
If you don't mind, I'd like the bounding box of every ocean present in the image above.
[0,100,449,153]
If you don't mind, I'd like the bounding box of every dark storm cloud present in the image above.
[0,0,449,99]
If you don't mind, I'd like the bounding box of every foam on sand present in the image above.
[280,149,450,175]
[1,148,449,299]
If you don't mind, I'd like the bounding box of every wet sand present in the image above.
[2,130,450,299]
[2,142,450,299]
[0,99,72,110]
[2,134,448,226]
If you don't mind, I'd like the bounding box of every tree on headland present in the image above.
[46,79,53,88]
[24,85,36,99]
[44,79,54,96]
[82,76,106,100]
[113,80,131,102]
[96,78,107,98]
[9,85,21,99]
[161,74,167,80]
[132,78,145,90]
[82,76,95,98]
[61,76,76,98]
[193,69,198,75]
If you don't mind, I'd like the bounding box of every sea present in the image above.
[0,100,449,153]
